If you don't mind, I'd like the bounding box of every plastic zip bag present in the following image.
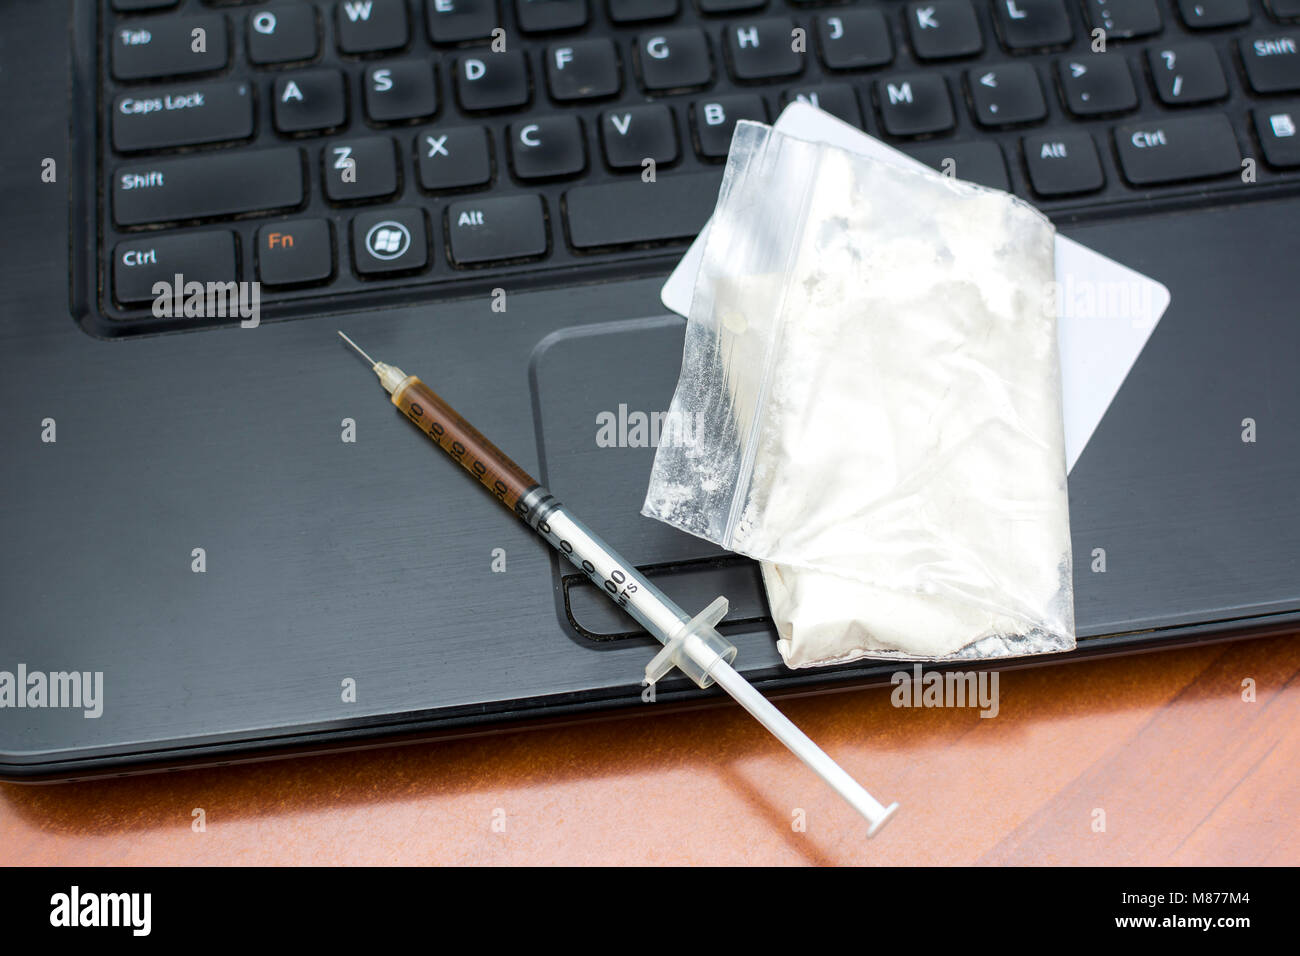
[642,121,1075,665]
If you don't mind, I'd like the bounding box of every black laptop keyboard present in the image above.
[91,0,1300,333]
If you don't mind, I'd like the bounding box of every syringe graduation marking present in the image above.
[338,331,898,834]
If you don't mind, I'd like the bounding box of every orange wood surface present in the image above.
[2,633,1297,866]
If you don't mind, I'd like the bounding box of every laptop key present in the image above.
[427,0,498,42]
[415,125,493,190]
[600,104,679,168]
[256,219,334,287]
[637,29,713,91]
[1058,55,1139,116]
[1113,114,1241,184]
[906,1,983,60]
[875,74,954,136]
[246,5,319,64]
[112,231,236,306]
[993,0,1073,50]
[816,10,893,71]
[608,0,679,23]
[352,208,428,274]
[1176,0,1251,29]
[509,116,587,179]
[447,195,548,264]
[273,69,347,132]
[1268,0,1300,20]
[112,80,253,152]
[111,14,229,80]
[336,0,409,53]
[564,171,722,248]
[697,0,765,11]
[782,84,862,127]
[1254,108,1300,166]
[726,18,805,80]
[324,136,399,202]
[516,0,589,33]
[112,148,304,225]
[1148,43,1228,105]
[365,61,438,122]
[1240,34,1300,93]
[967,64,1047,126]
[907,141,1009,190]
[456,50,531,110]
[547,39,622,101]
[692,94,766,157]
[1085,0,1162,39]
[1023,131,1105,195]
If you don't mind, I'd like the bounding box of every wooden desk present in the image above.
[2,634,1296,865]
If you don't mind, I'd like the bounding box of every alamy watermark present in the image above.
[595,403,702,448]
[1043,275,1162,328]
[152,273,261,327]
[890,664,999,718]
[50,886,150,936]
[0,664,103,718]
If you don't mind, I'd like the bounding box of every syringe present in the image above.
[339,332,899,835]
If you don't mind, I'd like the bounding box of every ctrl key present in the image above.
[1114,115,1241,186]
[113,231,236,308]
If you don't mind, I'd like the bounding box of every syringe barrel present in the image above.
[350,340,898,828]
[389,376,700,658]
[535,507,683,638]
[536,508,739,688]
[390,376,541,516]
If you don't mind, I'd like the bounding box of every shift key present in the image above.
[113,148,304,226]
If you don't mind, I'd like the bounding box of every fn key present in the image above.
[257,220,333,287]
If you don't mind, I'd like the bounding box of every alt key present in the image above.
[1023,131,1106,196]
[446,195,547,265]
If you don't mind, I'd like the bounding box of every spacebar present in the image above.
[564,172,723,249]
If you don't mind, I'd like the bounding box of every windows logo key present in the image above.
[366,221,410,260]
[353,211,425,274]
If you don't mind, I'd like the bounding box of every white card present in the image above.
[660,103,1171,472]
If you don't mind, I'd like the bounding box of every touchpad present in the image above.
[530,316,768,639]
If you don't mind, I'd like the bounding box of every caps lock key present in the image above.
[112,81,253,152]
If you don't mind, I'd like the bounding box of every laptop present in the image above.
[2,0,1298,780]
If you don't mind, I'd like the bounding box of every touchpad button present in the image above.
[530,317,767,640]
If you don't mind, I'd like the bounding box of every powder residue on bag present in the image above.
[644,124,1074,665]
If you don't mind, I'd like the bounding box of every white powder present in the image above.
[723,147,1073,664]
[644,129,1075,664]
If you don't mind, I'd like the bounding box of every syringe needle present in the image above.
[343,340,899,835]
[337,330,378,368]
